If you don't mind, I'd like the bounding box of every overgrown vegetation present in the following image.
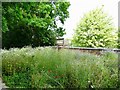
[72,7,118,48]
[1,47,118,88]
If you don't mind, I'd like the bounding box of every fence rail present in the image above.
[51,46,120,55]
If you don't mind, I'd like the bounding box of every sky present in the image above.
[63,0,119,39]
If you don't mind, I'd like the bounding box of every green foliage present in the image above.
[72,7,118,48]
[1,47,118,88]
[118,27,120,48]
[2,2,70,49]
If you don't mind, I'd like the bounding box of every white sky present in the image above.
[63,0,119,39]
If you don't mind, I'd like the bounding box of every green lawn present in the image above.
[1,47,118,88]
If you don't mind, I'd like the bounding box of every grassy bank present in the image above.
[1,47,118,88]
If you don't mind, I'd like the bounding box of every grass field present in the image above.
[1,47,118,88]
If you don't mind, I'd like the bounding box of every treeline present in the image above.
[2,1,70,49]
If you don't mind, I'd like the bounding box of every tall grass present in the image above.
[1,47,118,88]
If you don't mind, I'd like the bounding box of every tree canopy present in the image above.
[72,7,118,48]
[2,1,70,49]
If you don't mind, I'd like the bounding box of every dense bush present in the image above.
[1,47,118,88]
[2,2,70,49]
[72,7,118,48]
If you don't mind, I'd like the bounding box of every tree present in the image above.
[72,7,118,48]
[2,1,70,49]
[118,27,120,48]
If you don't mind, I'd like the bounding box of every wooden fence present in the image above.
[52,46,120,55]
[55,38,120,55]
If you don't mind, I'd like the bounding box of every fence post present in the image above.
[56,38,64,51]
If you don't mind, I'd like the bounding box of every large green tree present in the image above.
[72,7,118,48]
[2,1,70,49]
